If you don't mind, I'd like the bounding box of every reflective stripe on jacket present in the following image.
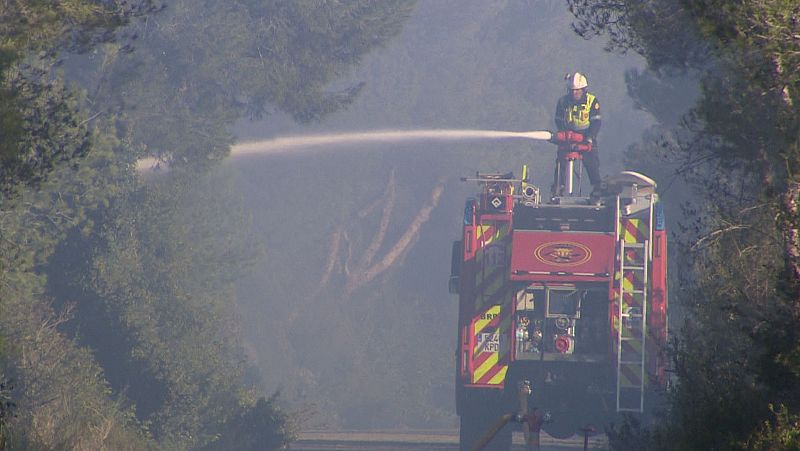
[562,92,597,131]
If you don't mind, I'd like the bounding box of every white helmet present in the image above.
[566,72,588,90]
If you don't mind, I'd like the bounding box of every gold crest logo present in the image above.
[534,241,592,267]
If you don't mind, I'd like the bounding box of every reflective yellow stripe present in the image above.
[474,263,500,290]
[623,273,643,293]
[471,221,510,387]
[488,366,508,385]
[473,352,498,382]
[619,364,641,387]
[471,302,509,386]
[474,305,500,336]
[621,218,648,244]
[476,224,505,246]
[474,223,509,310]
[566,92,595,130]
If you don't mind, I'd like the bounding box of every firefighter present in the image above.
[553,72,602,192]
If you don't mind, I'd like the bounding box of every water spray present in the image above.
[136,129,554,171]
[231,129,553,156]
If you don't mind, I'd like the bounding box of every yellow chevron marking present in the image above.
[622,340,642,360]
[619,364,650,387]
[619,364,642,387]
[623,292,644,311]
[473,350,499,382]
[475,270,505,311]
[626,247,646,263]
[473,305,501,336]
[623,269,642,287]
[477,225,496,245]
[620,219,631,243]
[475,226,490,265]
[488,366,508,385]
[622,219,646,244]
[475,223,508,269]
[475,263,502,289]
[486,276,503,295]
[470,221,510,385]
[622,275,635,292]
[622,339,643,354]
[637,220,648,237]
[476,225,486,243]
[477,223,509,244]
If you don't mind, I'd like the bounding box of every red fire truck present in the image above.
[449,147,668,449]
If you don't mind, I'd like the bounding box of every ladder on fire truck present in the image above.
[615,190,656,413]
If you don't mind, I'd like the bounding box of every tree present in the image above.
[0,0,419,448]
[568,0,800,448]
[83,0,418,169]
[0,0,158,190]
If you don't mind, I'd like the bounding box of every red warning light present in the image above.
[554,335,572,353]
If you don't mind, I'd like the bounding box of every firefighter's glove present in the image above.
[571,143,592,153]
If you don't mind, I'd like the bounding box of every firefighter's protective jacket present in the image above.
[554,91,602,140]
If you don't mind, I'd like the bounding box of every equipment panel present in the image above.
[513,205,614,232]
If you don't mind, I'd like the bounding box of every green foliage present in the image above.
[0,127,154,449]
[86,0,417,169]
[0,0,420,448]
[79,173,262,448]
[0,377,14,450]
[0,0,157,189]
[746,405,800,451]
[0,0,157,56]
[0,63,90,193]
[201,394,296,451]
[51,1,417,445]
[569,0,800,448]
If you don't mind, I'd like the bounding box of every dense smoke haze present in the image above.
[4,0,797,449]
[227,0,660,431]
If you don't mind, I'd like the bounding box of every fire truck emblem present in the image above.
[534,241,592,267]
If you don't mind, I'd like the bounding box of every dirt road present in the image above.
[292,430,608,450]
